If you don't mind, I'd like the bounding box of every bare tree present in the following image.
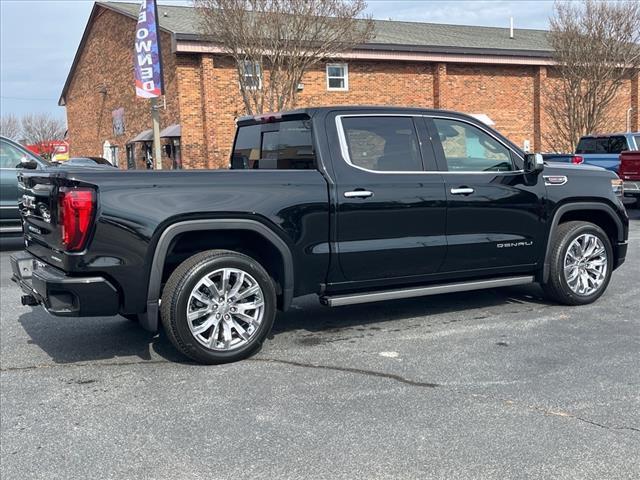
[544,0,640,152]
[0,114,21,140]
[195,0,374,115]
[20,113,67,160]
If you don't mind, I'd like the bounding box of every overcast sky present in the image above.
[0,0,556,121]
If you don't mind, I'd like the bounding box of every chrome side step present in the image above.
[320,275,534,307]
[0,226,23,234]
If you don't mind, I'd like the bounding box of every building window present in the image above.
[240,60,262,89]
[327,63,348,91]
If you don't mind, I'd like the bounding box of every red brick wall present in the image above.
[189,58,435,168]
[190,58,636,167]
[443,64,536,151]
[541,68,638,151]
[64,7,179,169]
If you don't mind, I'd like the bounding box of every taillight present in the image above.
[571,155,584,165]
[59,188,95,251]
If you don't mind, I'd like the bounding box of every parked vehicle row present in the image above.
[542,132,639,171]
[10,107,629,364]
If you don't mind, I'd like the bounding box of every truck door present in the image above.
[426,116,545,273]
[327,112,447,282]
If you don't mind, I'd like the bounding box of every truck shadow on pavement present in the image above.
[16,284,551,365]
[273,285,552,341]
[17,312,186,364]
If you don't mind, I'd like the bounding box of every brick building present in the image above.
[60,1,640,169]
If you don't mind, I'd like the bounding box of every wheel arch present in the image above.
[542,202,625,283]
[139,219,295,332]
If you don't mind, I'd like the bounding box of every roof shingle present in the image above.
[99,1,552,54]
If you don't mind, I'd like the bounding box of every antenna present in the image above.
[510,17,514,39]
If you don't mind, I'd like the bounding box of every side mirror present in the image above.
[18,157,39,170]
[524,153,544,173]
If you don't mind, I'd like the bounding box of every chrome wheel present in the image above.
[563,233,608,296]
[186,268,265,351]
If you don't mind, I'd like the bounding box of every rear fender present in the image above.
[139,219,294,332]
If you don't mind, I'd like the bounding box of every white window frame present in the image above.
[239,60,262,90]
[326,63,348,91]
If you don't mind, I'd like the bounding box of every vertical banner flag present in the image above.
[134,0,164,98]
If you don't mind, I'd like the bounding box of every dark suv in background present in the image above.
[0,136,48,235]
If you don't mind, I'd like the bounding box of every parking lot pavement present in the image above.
[1,211,639,480]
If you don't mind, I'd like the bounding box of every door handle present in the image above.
[344,190,374,199]
[450,187,474,195]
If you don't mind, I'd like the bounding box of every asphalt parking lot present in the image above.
[1,210,639,480]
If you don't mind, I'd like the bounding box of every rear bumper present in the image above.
[10,251,119,317]
[623,180,640,197]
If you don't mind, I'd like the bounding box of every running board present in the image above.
[320,275,534,307]
[0,226,23,234]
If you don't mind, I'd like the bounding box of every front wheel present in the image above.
[542,221,613,306]
[160,250,277,364]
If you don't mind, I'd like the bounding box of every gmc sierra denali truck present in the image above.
[11,107,629,364]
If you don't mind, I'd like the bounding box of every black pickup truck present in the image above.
[11,107,629,363]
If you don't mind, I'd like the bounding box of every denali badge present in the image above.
[497,241,533,248]
[27,224,42,235]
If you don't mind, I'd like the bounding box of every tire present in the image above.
[542,221,613,306]
[160,249,277,364]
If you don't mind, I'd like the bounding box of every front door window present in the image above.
[432,118,514,172]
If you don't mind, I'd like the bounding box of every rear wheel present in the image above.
[542,221,612,306]
[161,250,276,364]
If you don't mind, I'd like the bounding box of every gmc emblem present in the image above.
[22,194,36,209]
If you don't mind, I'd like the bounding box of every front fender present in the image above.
[542,201,627,283]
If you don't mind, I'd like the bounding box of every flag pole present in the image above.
[134,0,165,169]
[151,98,162,170]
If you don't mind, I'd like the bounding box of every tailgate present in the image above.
[582,154,620,172]
[619,152,640,181]
[18,170,96,267]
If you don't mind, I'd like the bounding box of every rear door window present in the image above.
[231,119,316,170]
[340,116,423,172]
[576,137,611,154]
[608,136,628,154]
